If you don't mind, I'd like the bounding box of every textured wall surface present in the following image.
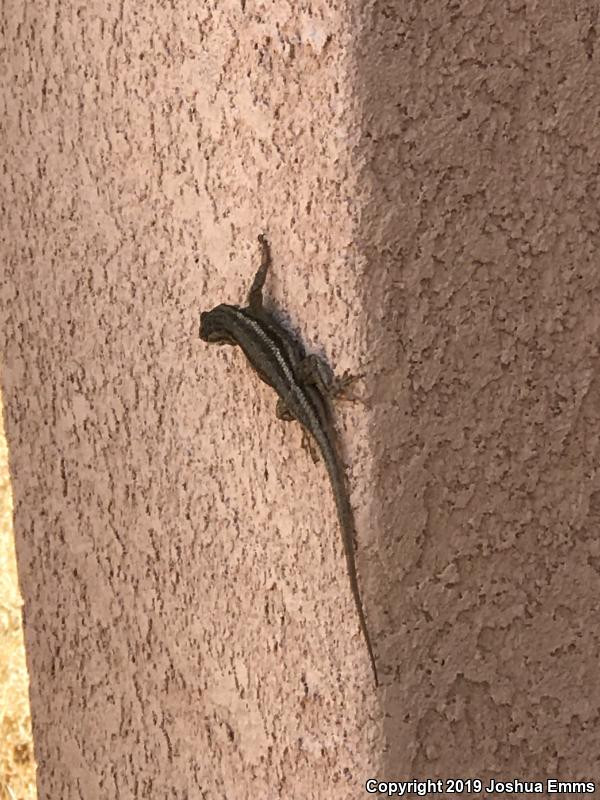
[1,0,600,797]
[357,0,600,786]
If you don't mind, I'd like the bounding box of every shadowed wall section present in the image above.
[358,0,600,781]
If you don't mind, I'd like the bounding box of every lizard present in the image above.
[199,234,378,686]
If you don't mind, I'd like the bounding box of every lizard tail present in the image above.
[318,431,379,687]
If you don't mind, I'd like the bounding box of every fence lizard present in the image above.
[199,235,378,686]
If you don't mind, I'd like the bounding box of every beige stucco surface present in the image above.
[1,0,600,798]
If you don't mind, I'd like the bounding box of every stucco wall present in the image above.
[1,0,600,798]
[359,2,600,782]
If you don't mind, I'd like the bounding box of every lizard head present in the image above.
[199,304,240,345]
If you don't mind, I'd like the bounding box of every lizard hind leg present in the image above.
[301,429,321,464]
[297,354,364,403]
[275,397,295,421]
[276,397,320,463]
[329,369,365,403]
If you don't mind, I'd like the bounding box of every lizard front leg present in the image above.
[247,234,272,311]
